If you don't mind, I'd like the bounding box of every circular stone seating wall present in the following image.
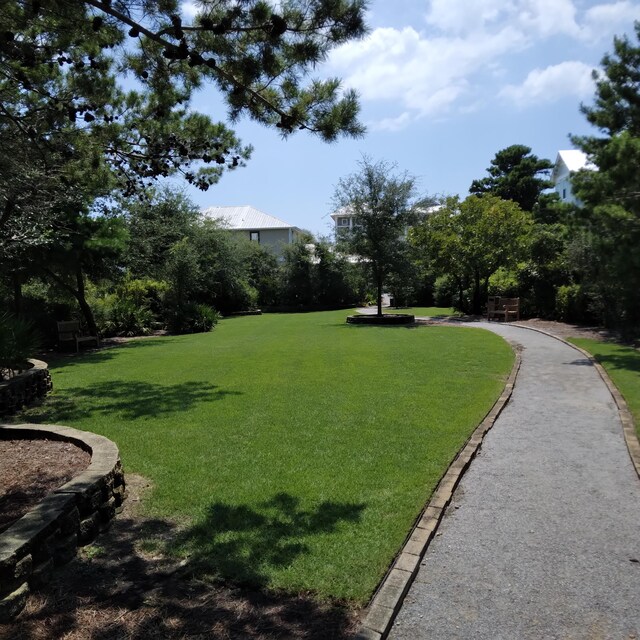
[0,424,126,622]
[0,360,52,417]
[346,314,415,325]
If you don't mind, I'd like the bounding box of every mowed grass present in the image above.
[22,310,513,603]
[383,306,459,317]
[569,338,640,438]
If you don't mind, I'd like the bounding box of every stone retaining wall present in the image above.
[0,360,52,417]
[0,424,126,622]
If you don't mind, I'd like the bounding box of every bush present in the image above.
[433,275,457,308]
[0,313,41,377]
[555,284,600,324]
[90,278,167,336]
[166,302,221,334]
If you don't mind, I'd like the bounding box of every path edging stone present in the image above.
[0,423,126,622]
[355,350,522,640]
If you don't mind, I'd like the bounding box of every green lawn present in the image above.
[21,309,513,603]
[569,338,640,438]
[383,306,459,317]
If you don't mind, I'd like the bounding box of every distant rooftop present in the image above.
[201,205,298,230]
[553,150,595,179]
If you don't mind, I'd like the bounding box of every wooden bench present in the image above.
[57,320,99,352]
[487,297,520,322]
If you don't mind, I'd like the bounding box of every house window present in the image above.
[562,188,566,199]
[338,217,350,227]
[250,231,260,242]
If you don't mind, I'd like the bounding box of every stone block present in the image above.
[58,507,80,536]
[99,496,116,523]
[54,533,77,566]
[0,582,29,623]
[30,557,54,588]
[78,513,100,545]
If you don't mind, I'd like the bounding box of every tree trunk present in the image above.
[43,264,99,336]
[75,264,99,336]
[376,271,383,316]
[457,277,464,313]
[12,272,22,316]
[473,268,481,315]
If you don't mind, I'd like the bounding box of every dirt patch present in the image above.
[512,318,613,342]
[0,438,91,534]
[1,474,361,640]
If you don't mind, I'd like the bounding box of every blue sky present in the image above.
[181,0,640,236]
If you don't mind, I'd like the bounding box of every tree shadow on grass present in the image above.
[17,380,241,423]
[590,351,640,376]
[44,338,178,372]
[4,482,364,640]
[173,492,366,588]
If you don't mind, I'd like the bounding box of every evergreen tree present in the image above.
[571,22,640,333]
[470,144,553,212]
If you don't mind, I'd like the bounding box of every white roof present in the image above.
[201,205,298,230]
[558,150,590,172]
[553,150,595,181]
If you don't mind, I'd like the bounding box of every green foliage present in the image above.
[18,311,513,601]
[333,158,425,314]
[571,22,640,335]
[278,239,358,308]
[469,145,553,212]
[0,313,41,376]
[90,278,168,337]
[555,284,601,324]
[411,194,533,314]
[166,302,221,335]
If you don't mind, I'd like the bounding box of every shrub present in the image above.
[166,302,221,334]
[0,313,41,378]
[433,275,457,308]
[555,284,597,324]
[90,278,167,336]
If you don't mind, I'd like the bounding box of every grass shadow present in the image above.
[4,488,363,639]
[172,492,366,588]
[43,338,180,372]
[590,352,640,375]
[16,380,241,423]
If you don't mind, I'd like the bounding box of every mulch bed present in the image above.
[0,438,91,534]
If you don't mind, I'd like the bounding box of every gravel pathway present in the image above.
[389,322,640,640]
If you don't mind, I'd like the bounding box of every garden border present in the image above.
[0,359,52,417]
[355,350,522,640]
[0,423,126,623]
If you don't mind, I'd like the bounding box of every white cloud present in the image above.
[425,0,580,38]
[330,25,523,117]
[327,0,639,129]
[499,61,595,106]
[581,1,640,40]
[370,112,414,132]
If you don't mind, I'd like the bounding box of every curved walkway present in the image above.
[389,322,640,640]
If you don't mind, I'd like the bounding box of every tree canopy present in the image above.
[1,0,368,250]
[411,194,532,314]
[332,157,423,315]
[469,144,553,212]
[570,21,640,333]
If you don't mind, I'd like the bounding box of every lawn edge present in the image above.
[510,324,640,481]
[355,348,522,640]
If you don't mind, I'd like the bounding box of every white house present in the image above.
[552,150,595,206]
[201,205,301,257]
[330,203,442,237]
